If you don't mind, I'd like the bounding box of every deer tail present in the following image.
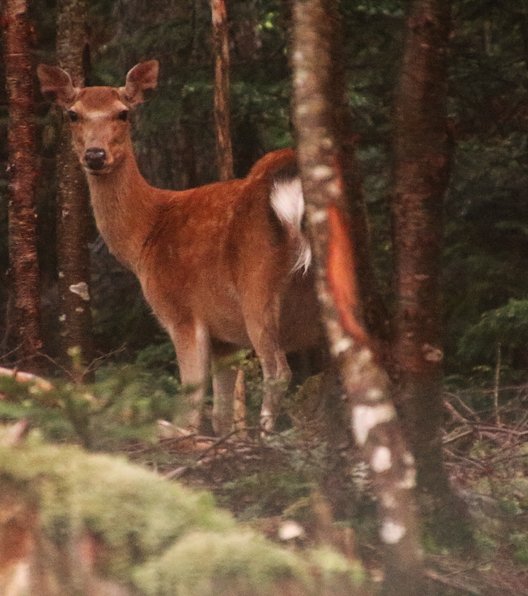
[270,175,312,274]
[248,149,312,274]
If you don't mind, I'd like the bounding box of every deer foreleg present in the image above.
[169,321,210,432]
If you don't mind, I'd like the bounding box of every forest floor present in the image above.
[1,366,527,594]
[122,386,528,596]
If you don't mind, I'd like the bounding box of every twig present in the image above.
[424,568,482,595]
[443,429,473,445]
[444,392,480,421]
[493,342,502,426]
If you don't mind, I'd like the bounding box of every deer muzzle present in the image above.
[84,148,107,172]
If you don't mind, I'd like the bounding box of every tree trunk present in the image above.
[55,0,94,382]
[391,1,471,545]
[292,2,424,593]
[3,0,43,369]
[211,0,234,180]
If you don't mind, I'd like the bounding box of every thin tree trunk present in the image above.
[210,0,242,433]
[3,0,43,369]
[391,0,465,529]
[211,0,234,180]
[292,2,424,593]
[55,0,94,381]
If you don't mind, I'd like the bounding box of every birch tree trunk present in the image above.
[211,0,234,180]
[55,0,94,381]
[3,0,43,369]
[292,1,424,593]
[391,0,470,544]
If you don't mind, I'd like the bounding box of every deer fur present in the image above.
[37,60,320,434]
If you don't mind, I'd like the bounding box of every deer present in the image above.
[37,60,321,436]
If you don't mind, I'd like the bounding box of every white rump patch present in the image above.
[270,177,312,273]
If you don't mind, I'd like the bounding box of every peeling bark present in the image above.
[292,1,424,593]
[55,0,94,381]
[3,0,43,369]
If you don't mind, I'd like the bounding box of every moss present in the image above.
[0,439,231,580]
[510,532,528,565]
[135,530,312,595]
[0,436,367,594]
[309,546,366,586]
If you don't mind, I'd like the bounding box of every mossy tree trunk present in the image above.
[55,0,94,382]
[211,0,234,181]
[292,1,424,593]
[3,0,43,370]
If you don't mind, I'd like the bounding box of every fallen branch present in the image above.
[0,366,53,394]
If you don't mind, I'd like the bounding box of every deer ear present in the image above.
[120,60,159,107]
[37,64,79,106]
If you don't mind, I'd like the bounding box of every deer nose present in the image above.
[84,148,107,170]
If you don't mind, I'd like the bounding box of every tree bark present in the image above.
[211,0,234,180]
[3,0,43,369]
[391,0,472,546]
[292,2,424,593]
[55,0,94,381]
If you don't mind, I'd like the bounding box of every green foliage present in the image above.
[510,532,528,565]
[220,469,312,519]
[458,299,528,367]
[309,546,366,587]
[0,363,180,449]
[134,340,176,371]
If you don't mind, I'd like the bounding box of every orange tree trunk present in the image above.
[55,0,94,381]
[211,0,234,180]
[3,0,43,368]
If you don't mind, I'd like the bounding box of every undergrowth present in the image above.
[0,352,527,593]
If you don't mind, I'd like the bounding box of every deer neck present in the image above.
[86,141,158,273]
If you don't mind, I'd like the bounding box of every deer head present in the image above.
[37,60,159,175]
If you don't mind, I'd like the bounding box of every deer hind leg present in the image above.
[245,299,292,433]
[168,321,210,432]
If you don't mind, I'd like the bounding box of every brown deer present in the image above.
[37,60,321,435]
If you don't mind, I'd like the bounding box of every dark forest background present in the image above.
[2,0,528,389]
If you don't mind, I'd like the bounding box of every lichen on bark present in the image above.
[292,1,425,593]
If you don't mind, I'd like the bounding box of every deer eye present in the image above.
[117,110,129,121]
[67,110,79,123]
